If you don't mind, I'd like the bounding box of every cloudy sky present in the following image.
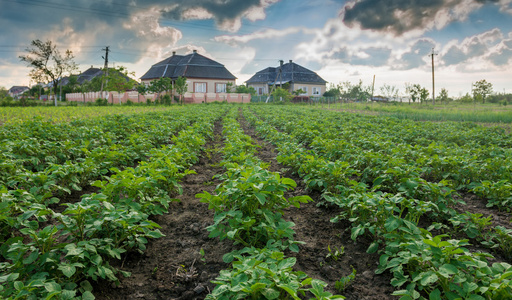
[1,0,512,97]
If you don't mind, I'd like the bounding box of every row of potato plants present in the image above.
[248,106,512,254]
[0,107,226,299]
[0,110,202,243]
[254,106,512,211]
[197,108,344,299]
[243,106,512,300]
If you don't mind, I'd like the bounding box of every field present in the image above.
[1,104,512,300]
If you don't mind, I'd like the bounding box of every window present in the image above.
[312,87,320,95]
[194,82,206,93]
[216,83,227,93]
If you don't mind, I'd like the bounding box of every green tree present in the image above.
[406,83,422,104]
[175,76,188,105]
[472,79,493,104]
[235,85,256,96]
[0,86,7,99]
[419,86,429,104]
[272,87,292,102]
[136,84,149,103]
[19,39,77,106]
[104,66,136,104]
[149,77,172,104]
[438,88,449,104]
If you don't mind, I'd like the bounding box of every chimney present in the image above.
[193,49,197,54]
[289,60,292,63]
[172,51,176,56]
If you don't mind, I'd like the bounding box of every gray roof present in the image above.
[77,67,103,84]
[246,62,327,85]
[140,51,236,80]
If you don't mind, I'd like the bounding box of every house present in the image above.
[246,60,327,96]
[8,86,29,98]
[140,50,237,94]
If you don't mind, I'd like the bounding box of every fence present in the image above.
[66,91,251,104]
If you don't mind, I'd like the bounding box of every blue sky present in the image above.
[1,0,511,97]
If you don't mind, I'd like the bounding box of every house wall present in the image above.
[248,82,326,96]
[247,83,269,95]
[292,83,326,96]
[142,78,236,93]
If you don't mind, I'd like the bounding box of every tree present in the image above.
[272,87,292,102]
[104,66,136,104]
[472,79,493,104]
[235,85,256,96]
[175,76,188,105]
[380,84,398,100]
[136,84,149,103]
[438,88,449,104]
[0,86,8,99]
[419,86,430,104]
[19,39,77,106]
[78,80,92,104]
[148,77,172,104]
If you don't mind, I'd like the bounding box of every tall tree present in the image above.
[19,39,77,106]
[472,79,493,104]
[104,66,136,104]
[438,88,449,104]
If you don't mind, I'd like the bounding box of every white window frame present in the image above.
[216,83,227,93]
[299,86,308,95]
[312,87,320,95]
[194,82,207,93]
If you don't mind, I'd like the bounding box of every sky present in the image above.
[1,0,512,97]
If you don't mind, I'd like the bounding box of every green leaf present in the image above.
[429,289,441,300]
[281,178,297,187]
[44,282,62,293]
[255,192,267,205]
[223,252,234,263]
[23,251,39,265]
[438,264,457,278]
[80,291,95,300]
[367,241,379,254]
[59,264,77,278]
[262,288,280,299]
[419,271,438,286]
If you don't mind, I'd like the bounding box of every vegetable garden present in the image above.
[1,104,512,299]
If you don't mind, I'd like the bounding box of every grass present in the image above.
[314,101,512,123]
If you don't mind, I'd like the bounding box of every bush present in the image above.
[95,98,108,106]
[161,94,172,105]
[146,98,152,105]
[125,99,134,106]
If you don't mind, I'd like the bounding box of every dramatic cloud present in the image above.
[442,28,503,66]
[342,0,501,36]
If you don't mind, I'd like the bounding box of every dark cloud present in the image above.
[342,0,501,35]
[157,0,261,22]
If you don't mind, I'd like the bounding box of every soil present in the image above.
[92,115,398,299]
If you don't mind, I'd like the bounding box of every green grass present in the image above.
[317,101,512,123]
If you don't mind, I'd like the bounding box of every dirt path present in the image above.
[238,112,398,300]
[94,120,234,300]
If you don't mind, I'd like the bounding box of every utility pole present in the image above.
[429,47,438,105]
[100,46,110,99]
[371,74,375,103]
